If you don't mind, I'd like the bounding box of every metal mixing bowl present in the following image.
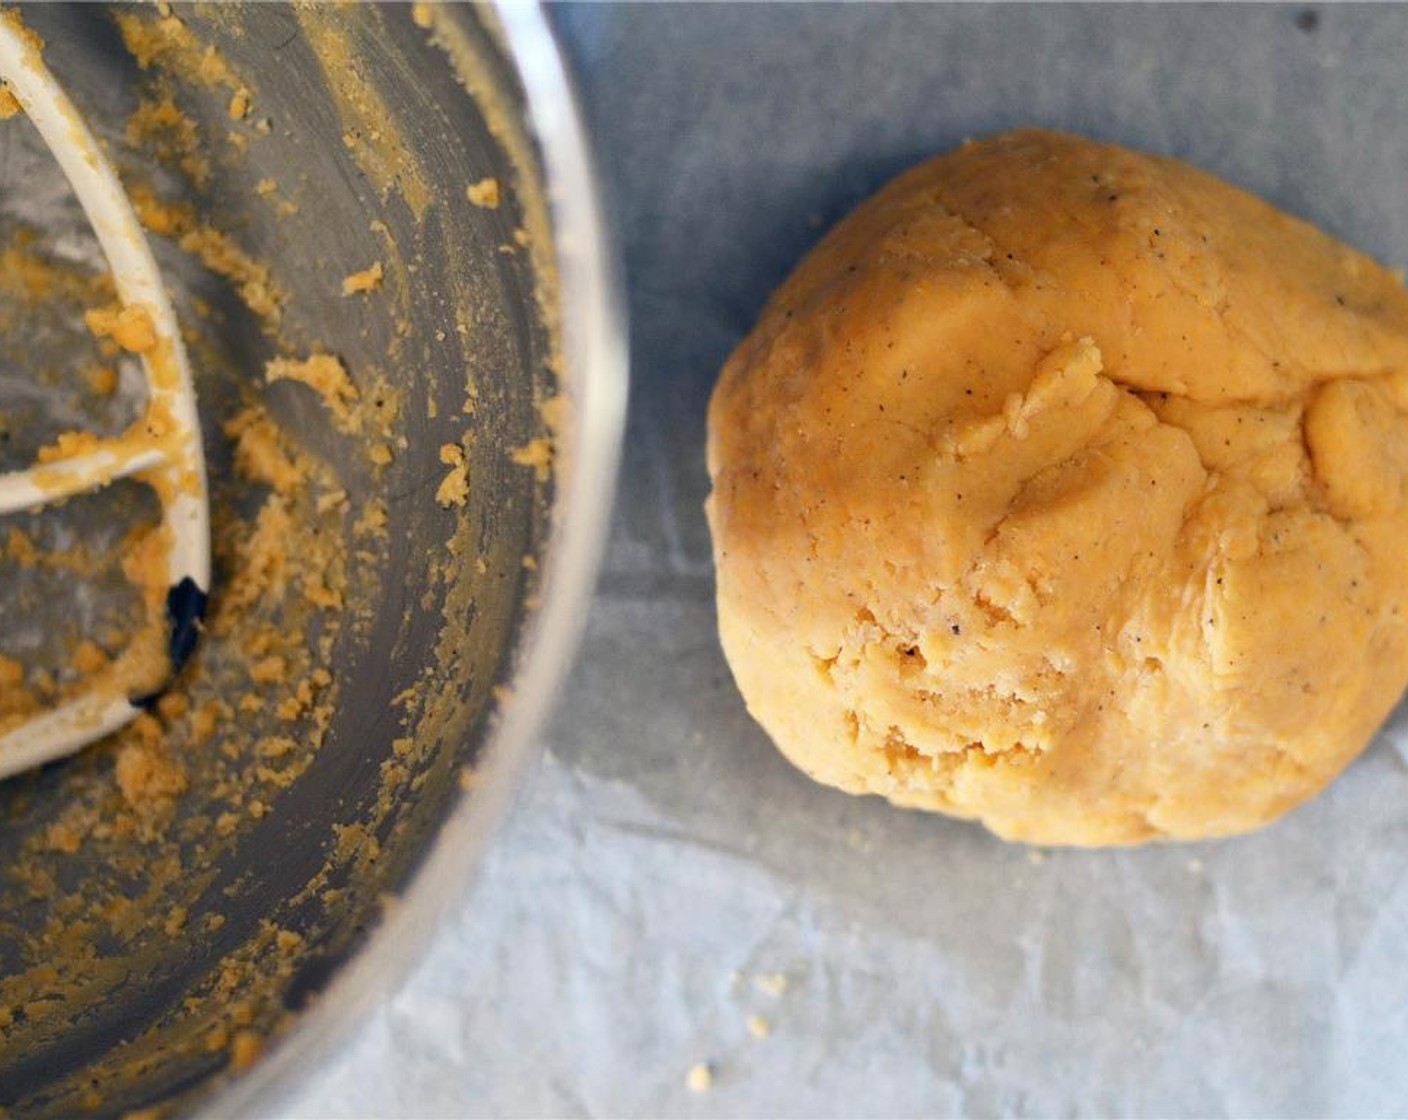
[0,4,623,1114]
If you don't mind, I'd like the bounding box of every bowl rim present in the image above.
[204,4,627,1114]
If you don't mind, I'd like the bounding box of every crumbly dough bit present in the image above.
[85,363,118,395]
[466,177,500,209]
[85,303,157,354]
[706,128,1408,846]
[218,495,295,625]
[509,437,552,482]
[228,87,251,121]
[435,443,470,508]
[224,405,304,496]
[126,90,211,188]
[115,7,241,93]
[341,261,384,296]
[115,714,187,809]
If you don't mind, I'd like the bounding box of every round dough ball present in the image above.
[706,129,1408,846]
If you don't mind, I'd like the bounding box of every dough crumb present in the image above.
[410,2,434,29]
[341,261,384,296]
[229,1029,263,1071]
[45,823,82,855]
[248,655,286,684]
[354,498,388,539]
[754,972,788,997]
[115,7,240,92]
[85,302,157,354]
[85,363,118,395]
[190,701,222,743]
[0,84,21,120]
[436,443,470,508]
[225,405,305,496]
[257,736,296,760]
[228,86,251,121]
[126,93,210,187]
[115,737,188,809]
[509,437,552,482]
[686,1063,713,1093]
[466,177,500,209]
[69,640,109,675]
[164,907,187,936]
[746,1013,771,1039]
[219,497,294,622]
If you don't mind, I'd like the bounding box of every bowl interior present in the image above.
[0,4,560,1113]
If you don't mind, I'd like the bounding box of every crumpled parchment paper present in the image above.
[289,5,1408,1116]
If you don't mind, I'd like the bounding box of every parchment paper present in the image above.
[289,5,1408,1116]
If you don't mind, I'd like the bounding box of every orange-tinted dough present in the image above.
[706,129,1408,846]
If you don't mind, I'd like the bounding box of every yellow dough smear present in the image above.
[706,128,1408,846]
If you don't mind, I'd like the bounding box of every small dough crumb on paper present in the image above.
[686,1063,713,1093]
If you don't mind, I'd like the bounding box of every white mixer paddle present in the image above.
[0,17,211,779]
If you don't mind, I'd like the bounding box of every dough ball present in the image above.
[705,129,1408,846]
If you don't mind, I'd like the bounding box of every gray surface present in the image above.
[289,5,1408,1117]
